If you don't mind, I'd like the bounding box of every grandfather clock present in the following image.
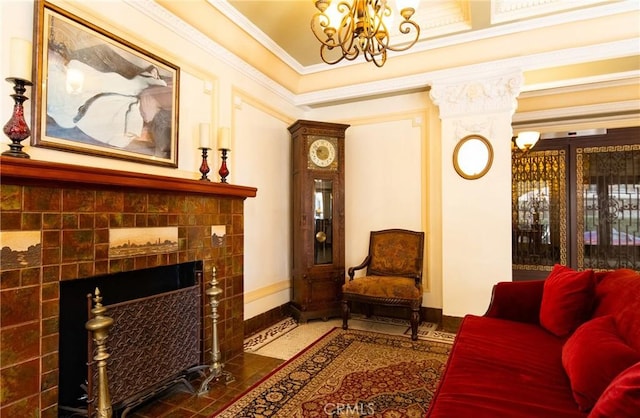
[289,120,349,322]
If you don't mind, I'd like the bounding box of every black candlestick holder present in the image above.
[199,147,211,181]
[218,149,230,183]
[3,77,33,158]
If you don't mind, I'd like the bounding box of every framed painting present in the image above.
[32,1,180,167]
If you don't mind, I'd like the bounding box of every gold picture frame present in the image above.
[32,1,180,167]
[453,134,494,180]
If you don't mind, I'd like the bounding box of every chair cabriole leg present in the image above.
[342,300,350,330]
[410,308,420,341]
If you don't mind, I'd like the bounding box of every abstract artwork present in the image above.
[33,1,180,166]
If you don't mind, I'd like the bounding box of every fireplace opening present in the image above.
[58,260,203,416]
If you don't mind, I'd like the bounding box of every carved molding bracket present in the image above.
[430,70,524,119]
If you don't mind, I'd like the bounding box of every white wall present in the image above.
[9,1,631,324]
[232,96,294,319]
[2,0,506,322]
[0,0,302,321]
[2,0,443,322]
[439,113,514,316]
[308,92,442,306]
[343,120,422,271]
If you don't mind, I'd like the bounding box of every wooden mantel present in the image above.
[0,156,257,198]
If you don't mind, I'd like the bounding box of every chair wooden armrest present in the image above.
[347,255,371,280]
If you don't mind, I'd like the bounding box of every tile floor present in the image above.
[128,352,284,418]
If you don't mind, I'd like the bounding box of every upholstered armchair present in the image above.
[342,229,425,340]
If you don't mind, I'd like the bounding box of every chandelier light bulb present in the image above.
[324,0,342,30]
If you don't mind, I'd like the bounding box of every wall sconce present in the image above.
[514,131,541,153]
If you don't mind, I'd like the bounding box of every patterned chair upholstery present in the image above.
[342,229,425,340]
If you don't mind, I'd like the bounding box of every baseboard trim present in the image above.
[244,303,292,337]
[442,315,464,333]
[244,304,447,336]
[421,307,442,327]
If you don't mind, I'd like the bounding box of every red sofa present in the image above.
[426,266,640,418]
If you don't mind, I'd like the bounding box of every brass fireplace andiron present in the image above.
[198,267,235,395]
[85,287,114,418]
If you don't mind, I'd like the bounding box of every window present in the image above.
[512,127,640,279]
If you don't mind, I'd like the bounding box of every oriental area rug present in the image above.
[215,328,452,417]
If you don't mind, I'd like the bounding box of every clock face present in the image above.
[309,138,337,168]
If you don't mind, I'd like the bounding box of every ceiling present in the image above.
[218,0,631,68]
[152,0,639,106]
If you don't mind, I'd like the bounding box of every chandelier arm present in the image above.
[319,45,348,65]
[363,48,387,67]
[320,45,360,64]
[362,1,388,39]
[384,20,420,52]
[336,13,361,58]
[310,11,336,46]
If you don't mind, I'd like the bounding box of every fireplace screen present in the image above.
[97,285,201,410]
[59,261,202,416]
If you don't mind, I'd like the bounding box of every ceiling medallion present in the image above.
[311,0,420,67]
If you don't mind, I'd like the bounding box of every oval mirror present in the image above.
[453,134,493,180]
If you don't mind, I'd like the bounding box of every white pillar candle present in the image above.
[199,123,210,148]
[218,127,231,150]
[10,38,32,82]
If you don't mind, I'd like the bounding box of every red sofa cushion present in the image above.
[588,361,640,418]
[562,315,640,412]
[540,264,595,337]
[426,315,585,418]
[592,268,640,352]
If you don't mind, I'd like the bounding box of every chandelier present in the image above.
[311,0,421,67]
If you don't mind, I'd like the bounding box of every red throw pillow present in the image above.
[562,316,640,412]
[539,264,595,337]
[588,361,640,418]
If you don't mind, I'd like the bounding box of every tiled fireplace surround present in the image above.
[0,157,257,417]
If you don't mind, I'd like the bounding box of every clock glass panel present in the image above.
[313,179,333,264]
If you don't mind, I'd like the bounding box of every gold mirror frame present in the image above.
[453,134,494,180]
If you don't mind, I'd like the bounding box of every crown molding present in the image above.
[520,71,640,94]
[295,39,639,107]
[129,0,638,109]
[299,0,640,75]
[491,0,617,24]
[208,0,307,74]
[124,0,297,107]
[512,99,640,126]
